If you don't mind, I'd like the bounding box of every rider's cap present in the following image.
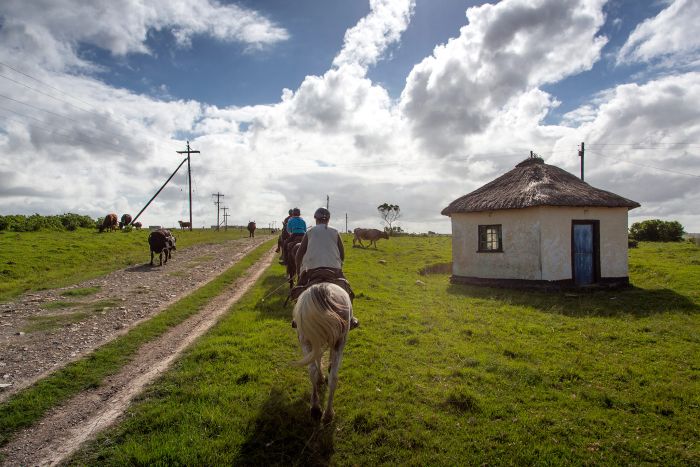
[288,209,293,215]
[314,207,330,220]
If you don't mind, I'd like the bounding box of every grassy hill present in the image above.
[67,236,700,465]
[0,228,258,302]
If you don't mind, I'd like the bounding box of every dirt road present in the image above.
[0,242,277,466]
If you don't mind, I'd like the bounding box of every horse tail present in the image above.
[293,283,352,367]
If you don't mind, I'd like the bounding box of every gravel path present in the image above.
[0,235,272,402]
[0,248,276,466]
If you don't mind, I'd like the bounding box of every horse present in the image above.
[286,242,302,288]
[293,282,352,422]
[247,221,256,238]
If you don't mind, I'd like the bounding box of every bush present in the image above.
[629,219,685,242]
[0,213,96,232]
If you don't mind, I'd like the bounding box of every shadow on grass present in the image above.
[233,387,334,466]
[252,274,295,322]
[446,283,699,317]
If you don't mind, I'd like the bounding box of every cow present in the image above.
[133,221,142,230]
[148,229,177,266]
[99,213,118,233]
[178,220,192,230]
[352,228,389,249]
[247,221,256,238]
[119,213,132,229]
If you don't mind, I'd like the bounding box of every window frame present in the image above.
[477,224,503,253]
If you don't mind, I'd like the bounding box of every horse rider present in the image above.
[282,207,306,265]
[277,208,293,255]
[293,207,359,329]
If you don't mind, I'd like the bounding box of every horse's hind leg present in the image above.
[323,340,346,423]
[300,339,322,418]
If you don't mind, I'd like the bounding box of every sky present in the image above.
[0,0,699,234]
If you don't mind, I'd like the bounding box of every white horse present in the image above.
[293,282,352,422]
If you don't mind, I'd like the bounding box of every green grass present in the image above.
[67,237,700,465]
[26,299,122,332]
[0,227,258,303]
[61,286,101,297]
[0,239,275,447]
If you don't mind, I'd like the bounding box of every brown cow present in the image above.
[148,229,177,266]
[133,222,142,229]
[99,213,118,233]
[247,221,256,238]
[352,228,389,249]
[178,220,192,230]
[119,213,132,229]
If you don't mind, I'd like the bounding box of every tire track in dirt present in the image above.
[0,236,271,403]
[0,248,277,467]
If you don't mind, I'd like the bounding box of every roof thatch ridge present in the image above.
[441,157,640,215]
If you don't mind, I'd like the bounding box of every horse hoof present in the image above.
[322,410,334,424]
[311,406,322,420]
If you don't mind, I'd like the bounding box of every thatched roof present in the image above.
[441,156,640,216]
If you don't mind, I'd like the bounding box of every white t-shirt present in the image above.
[301,224,342,272]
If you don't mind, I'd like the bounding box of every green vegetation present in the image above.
[0,213,95,232]
[630,219,685,242]
[61,286,101,297]
[69,237,699,465]
[0,227,257,302]
[0,239,275,446]
[26,299,121,333]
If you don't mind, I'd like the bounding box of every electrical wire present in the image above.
[587,149,700,178]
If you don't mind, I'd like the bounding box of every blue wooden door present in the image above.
[573,223,594,285]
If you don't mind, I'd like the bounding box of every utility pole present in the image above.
[578,142,585,181]
[176,140,200,231]
[345,212,348,234]
[212,192,224,231]
[221,207,230,231]
[326,195,329,210]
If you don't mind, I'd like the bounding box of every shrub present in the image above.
[629,219,685,242]
[0,213,96,232]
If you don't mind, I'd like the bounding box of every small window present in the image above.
[478,224,502,252]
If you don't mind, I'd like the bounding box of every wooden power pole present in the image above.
[176,141,200,230]
[578,142,585,181]
[221,207,230,231]
[212,192,224,231]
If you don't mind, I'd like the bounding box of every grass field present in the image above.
[0,227,260,302]
[0,239,275,447]
[66,237,699,465]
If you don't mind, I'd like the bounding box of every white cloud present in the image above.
[0,0,289,71]
[333,0,415,71]
[400,0,607,156]
[618,0,700,66]
[2,0,700,235]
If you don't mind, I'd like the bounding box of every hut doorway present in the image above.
[572,220,600,285]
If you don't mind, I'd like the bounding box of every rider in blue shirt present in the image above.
[282,208,306,264]
[286,210,306,235]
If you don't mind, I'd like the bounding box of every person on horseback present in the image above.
[277,209,293,255]
[293,207,359,329]
[282,207,306,265]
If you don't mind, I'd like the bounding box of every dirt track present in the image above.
[0,235,270,402]
[0,238,276,466]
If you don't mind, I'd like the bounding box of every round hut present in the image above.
[441,155,640,288]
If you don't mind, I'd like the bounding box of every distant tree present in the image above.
[629,219,685,242]
[377,203,400,234]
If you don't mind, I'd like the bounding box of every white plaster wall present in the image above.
[539,206,630,280]
[450,211,542,280]
[450,206,630,281]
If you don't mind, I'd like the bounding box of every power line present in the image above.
[0,60,94,108]
[0,72,92,113]
[0,93,81,123]
[0,61,184,153]
[588,150,700,178]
